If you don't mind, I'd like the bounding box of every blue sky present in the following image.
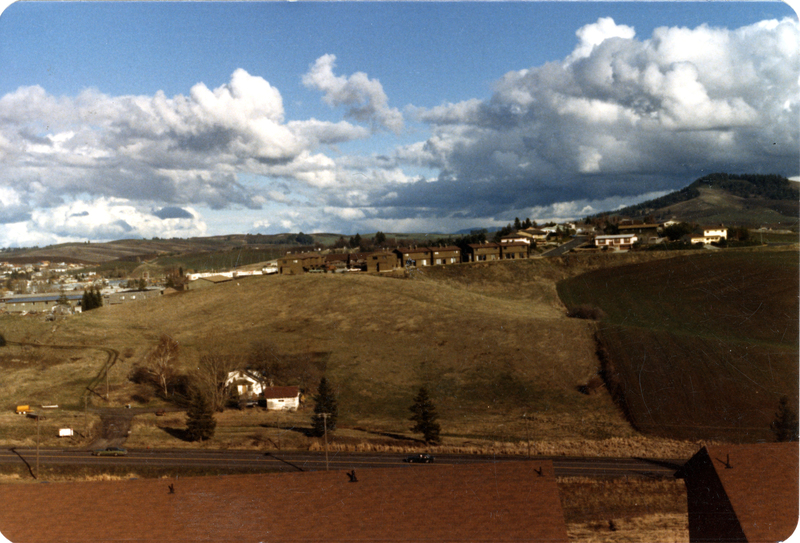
[0,1,797,246]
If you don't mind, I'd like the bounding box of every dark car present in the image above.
[403,453,434,463]
[92,447,127,457]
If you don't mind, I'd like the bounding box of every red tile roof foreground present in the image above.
[679,443,799,543]
[0,461,567,543]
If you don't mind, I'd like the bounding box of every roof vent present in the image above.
[347,470,358,483]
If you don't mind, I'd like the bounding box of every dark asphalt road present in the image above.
[540,236,590,257]
[1,448,686,479]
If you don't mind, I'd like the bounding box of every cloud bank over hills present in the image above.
[0,15,797,247]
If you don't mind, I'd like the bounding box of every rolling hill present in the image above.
[557,248,799,442]
[3,252,709,449]
[604,173,799,227]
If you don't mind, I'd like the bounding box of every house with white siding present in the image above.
[224,370,263,398]
[263,386,301,411]
[594,234,638,251]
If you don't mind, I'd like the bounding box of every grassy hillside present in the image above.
[601,173,799,227]
[557,248,799,442]
[0,257,644,447]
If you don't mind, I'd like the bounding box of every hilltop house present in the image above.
[519,228,550,243]
[500,241,529,259]
[677,443,798,543]
[617,222,661,244]
[366,251,398,273]
[429,246,461,265]
[500,233,531,245]
[0,462,569,542]
[394,247,432,267]
[278,253,325,275]
[594,234,638,251]
[691,226,728,245]
[465,242,502,262]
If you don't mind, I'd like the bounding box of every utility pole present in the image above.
[35,413,40,480]
[321,412,330,471]
[522,413,531,459]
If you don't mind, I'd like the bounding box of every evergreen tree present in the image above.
[311,377,338,437]
[409,387,441,444]
[94,287,103,308]
[185,387,216,442]
[771,395,799,442]
[349,233,362,249]
[82,286,104,311]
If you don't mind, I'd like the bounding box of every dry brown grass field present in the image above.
[559,477,688,543]
[0,250,717,456]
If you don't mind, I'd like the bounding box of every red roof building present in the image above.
[0,462,568,542]
[678,443,799,542]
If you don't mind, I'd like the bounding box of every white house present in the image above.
[263,386,301,411]
[224,370,264,398]
[703,227,727,242]
[691,227,728,245]
[500,234,531,245]
[594,234,638,251]
[518,228,549,243]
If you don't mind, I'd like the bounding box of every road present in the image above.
[1,448,685,479]
[540,236,590,257]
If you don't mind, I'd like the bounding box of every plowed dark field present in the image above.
[557,249,798,442]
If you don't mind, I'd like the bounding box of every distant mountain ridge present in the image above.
[3,173,796,263]
[597,173,798,227]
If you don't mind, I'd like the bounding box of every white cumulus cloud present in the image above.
[390,16,799,219]
[303,54,404,133]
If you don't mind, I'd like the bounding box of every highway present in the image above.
[1,448,686,479]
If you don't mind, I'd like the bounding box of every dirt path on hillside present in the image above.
[87,407,181,450]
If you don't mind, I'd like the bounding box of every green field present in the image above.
[557,249,799,442]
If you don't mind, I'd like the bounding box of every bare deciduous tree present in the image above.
[192,352,242,412]
[146,334,180,397]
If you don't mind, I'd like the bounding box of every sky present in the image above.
[0,1,798,247]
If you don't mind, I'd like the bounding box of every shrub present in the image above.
[567,304,606,320]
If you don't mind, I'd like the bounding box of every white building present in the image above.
[224,370,264,398]
[264,386,301,411]
[594,234,638,251]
